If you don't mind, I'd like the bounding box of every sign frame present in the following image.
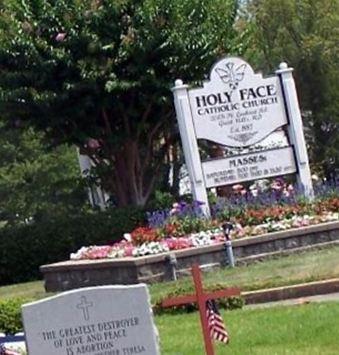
[202,146,297,188]
[172,57,314,217]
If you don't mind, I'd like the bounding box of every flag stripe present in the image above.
[205,299,229,344]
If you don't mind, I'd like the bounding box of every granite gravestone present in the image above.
[22,285,159,355]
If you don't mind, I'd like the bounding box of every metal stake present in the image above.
[222,223,235,267]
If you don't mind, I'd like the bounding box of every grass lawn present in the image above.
[157,301,339,354]
[0,280,49,301]
[1,248,339,354]
[0,246,339,302]
[150,245,339,303]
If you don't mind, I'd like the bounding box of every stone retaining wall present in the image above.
[41,221,339,292]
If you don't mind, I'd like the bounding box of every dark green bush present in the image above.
[146,190,176,211]
[0,298,27,333]
[0,206,145,285]
[152,281,244,315]
[153,296,243,315]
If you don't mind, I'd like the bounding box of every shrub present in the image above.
[0,206,145,285]
[146,191,176,211]
[152,283,244,315]
[0,298,27,334]
[153,296,244,315]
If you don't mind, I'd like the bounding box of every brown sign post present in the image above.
[161,264,241,355]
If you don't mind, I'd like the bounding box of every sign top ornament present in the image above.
[188,57,287,147]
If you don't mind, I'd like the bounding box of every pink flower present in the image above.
[123,245,135,257]
[271,178,285,191]
[165,237,192,250]
[87,138,101,149]
[213,234,226,243]
[170,203,180,216]
[271,182,282,190]
[301,218,310,226]
[292,218,302,228]
[87,246,112,259]
[232,184,244,192]
[232,184,247,195]
[170,208,177,215]
[240,188,247,196]
[2,348,21,355]
[233,223,245,237]
[55,32,67,42]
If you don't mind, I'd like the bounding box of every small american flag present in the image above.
[206,299,230,344]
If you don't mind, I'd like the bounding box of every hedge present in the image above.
[0,298,28,334]
[152,283,244,315]
[0,207,145,285]
[153,296,244,315]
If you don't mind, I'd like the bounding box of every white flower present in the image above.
[132,248,139,257]
[271,222,288,231]
[131,241,170,257]
[108,248,125,258]
[190,231,213,246]
[322,212,339,221]
[70,252,80,260]
[70,246,89,260]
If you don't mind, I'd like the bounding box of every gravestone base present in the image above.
[41,221,339,292]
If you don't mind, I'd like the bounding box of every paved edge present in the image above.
[243,278,339,304]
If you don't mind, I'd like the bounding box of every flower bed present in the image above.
[70,210,339,260]
[71,229,225,260]
[70,180,339,261]
[43,220,339,292]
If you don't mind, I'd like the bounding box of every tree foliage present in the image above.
[0,123,86,224]
[247,0,339,175]
[0,0,248,206]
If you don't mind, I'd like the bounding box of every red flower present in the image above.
[166,237,193,250]
[131,227,160,246]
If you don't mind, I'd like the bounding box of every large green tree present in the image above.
[0,123,86,224]
[247,0,339,176]
[0,0,248,206]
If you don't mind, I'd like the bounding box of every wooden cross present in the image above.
[161,264,241,355]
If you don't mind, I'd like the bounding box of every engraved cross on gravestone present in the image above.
[76,296,93,321]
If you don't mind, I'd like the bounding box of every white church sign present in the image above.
[189,57,287,147]
[173,57,313,216]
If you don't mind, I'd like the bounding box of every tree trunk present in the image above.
[110,139,156,207]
